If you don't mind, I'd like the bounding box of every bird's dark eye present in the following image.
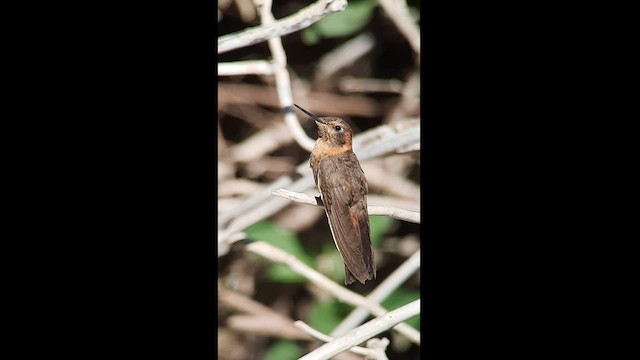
[334,125,341,131]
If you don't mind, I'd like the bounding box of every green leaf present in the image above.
[265,263,307,283]
[301,28,321,46]
[245,220,315,283]
[381,288,421,330]
[302,0,377,41]
[308,299,347,334]
[264,340,304,360]
[369,216,394,247]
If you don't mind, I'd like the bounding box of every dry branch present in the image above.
[361,160,421,201]
[365,194,419,213]
[385,69,420,124]
[315,32,376,81]
[257,0,317,152]
[298,299,420,360]
[218,60,274,76]
[231,0,257,23]
[378,0,420,55]
[338,77,404,94]
[218,0,348,54]
[227,314,310,340]
[218,83,384,117]
[219,283,312,340]
[246,241,421,345]
[270,188,420,224]
[228,122,293,163]
[331,250,421,337]
[218,179,265,197]
[295,321,389,359]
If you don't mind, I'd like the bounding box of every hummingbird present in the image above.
[294,104,376,285]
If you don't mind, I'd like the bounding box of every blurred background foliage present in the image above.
[301,0,377,45]
[218,0,420,359]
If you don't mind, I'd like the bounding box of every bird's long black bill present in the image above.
[294,104,326,124]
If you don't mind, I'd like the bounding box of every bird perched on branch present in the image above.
[294,104,375,285]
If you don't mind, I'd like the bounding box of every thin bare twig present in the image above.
[257,0,316,152]
[243,156,296,179]
[331,250,421,337]
[273,203,325,232]
[338,77,404,94]
[298,300,420,360]
[294,321,389,360]
[219,282,312,340]
[270,188,421,224]
[217,122,236,183]
[218,83,384,117]
[377,0,420,55]
[361,160,420,201]
[228,122,293,163]
[227,314,309,340]
[368,205,420,224]
[231,0,257,23]
[269,188,321,206]
[220,103,276,130]
[218,197,244,214]
[218,178,265,197]
[366,194,419,212]
[315,32,376,81]
[395,142,420,153]
[385,69,420,124]
[218,60,274,76]
[246,241,421,344]
[218,0,348,54]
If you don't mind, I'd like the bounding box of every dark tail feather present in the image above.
[344,264,375,285]
[344,265,357,285]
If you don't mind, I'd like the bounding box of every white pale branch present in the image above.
[331,250,421,337]
[218,0,348,54]
[270,188,420,224]
[245,241,421,344]
[294,321,388,359]
[298,299,420,360]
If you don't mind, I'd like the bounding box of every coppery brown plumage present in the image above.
[294,104,375,285]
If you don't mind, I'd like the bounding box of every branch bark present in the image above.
[294,321,389,359]
[246,241,421,345]
[270,188,420,224]
[258,0,316,152]
[377,0,420,55]
[298,300,420,360]
[218,281,312,340]
[331,250,421,337]
[218,0,348,54]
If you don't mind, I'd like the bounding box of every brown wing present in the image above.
[317,153,375,284]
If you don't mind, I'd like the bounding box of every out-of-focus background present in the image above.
[218,0,421,359]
